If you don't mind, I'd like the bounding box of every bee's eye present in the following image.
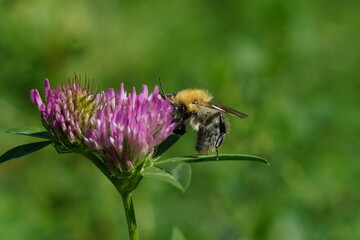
[180,104,186,113]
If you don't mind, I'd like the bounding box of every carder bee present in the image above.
[159,81,248,159]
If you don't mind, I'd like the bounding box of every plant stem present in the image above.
[121,192,139,240]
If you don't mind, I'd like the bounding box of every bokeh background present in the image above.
[1,0,359,239]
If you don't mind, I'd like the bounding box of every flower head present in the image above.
[30,78,100,153]
[84,84,176,174]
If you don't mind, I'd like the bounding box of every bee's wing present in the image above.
[196,101,249,118]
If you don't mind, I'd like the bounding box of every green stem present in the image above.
[121,192,139,240]
[83,152,140,239]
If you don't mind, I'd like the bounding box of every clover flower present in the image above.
[30,78,100,153]
[84,84,177,174]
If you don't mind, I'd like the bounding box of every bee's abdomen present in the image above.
[196,127,218,153]
[195,113,226,153]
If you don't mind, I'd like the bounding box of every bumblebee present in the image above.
[162,85,248,159]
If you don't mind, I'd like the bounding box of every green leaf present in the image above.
[6,126,50,139]
[142,162,191,192]
[153,134,181,158]
[171,227,186,240]
[157,153,269,165]
[0,141,51,164]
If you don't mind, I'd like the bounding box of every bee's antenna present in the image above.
[158,76,166,99]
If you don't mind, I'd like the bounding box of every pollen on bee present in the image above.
[174,89,212,107]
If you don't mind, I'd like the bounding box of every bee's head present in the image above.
[178,104,187,115]
[174,89,212,112]
[170,102,187,120]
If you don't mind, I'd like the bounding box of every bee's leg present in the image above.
[172,104,195,135]
[173,123,186,135]
[172,110,195,135]
[215,113,226,160]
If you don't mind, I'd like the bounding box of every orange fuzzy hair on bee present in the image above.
[173,89,212,112]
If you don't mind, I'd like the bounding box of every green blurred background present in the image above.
[1,0,359,239]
